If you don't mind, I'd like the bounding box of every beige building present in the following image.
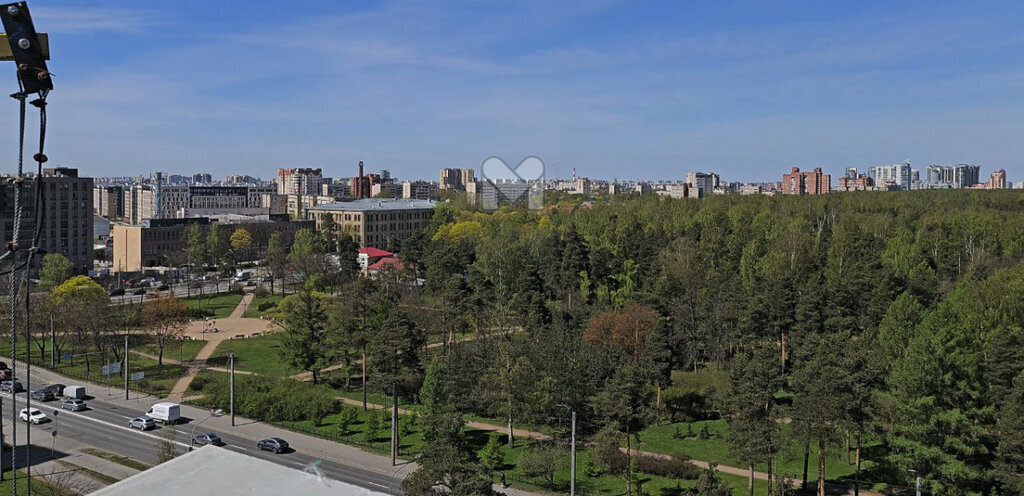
[307,199,435,249]
[112,216,313,273]
[439,168,474,191]
[402,180,439,200]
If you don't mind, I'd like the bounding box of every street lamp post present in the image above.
[189,408,225,451]
[908,469,921,496]
[557,404,576,496]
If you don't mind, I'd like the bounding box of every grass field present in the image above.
[242,294,284,318]
[207,335,302,376]
[133,339,207,363]
[183,293,244,319]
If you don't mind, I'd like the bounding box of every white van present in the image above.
[64,385,86,400]
[146,402,181,425]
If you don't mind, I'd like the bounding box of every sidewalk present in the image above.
[5,359,543,496]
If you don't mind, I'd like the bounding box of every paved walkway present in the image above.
[167,292,273,400]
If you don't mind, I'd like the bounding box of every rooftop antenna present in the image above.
[0,3,51,495]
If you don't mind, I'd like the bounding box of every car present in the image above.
[19,408,47,424]
[245,280,256,287]
[193,433,224,446]
[128,416,156,430]
[157,284,170,291]
[30,389,55,401]
[1,381,25,393]
[261,275,273,282]
[60,399,87,412]
[132,288,147,296]
[108,288,125,296]
[44,383,66,396]
[256,438,289,454]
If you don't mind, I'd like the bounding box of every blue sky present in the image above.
[6,0,1024,182]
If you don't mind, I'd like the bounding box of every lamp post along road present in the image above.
[190,409,225,451]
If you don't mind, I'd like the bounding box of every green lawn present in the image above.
[242,294,284,318]
[207,334,302,376]
[134,339,207,363]
[498,443,769,496]
[183,293,244,319]
[637,419,886,490]
[0,468,74,496]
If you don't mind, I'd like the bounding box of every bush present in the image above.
[230,283,245,294]
[634,453,701,480]
[189,374,210,392]
[518,444,564,489]
[593,427,627,474]
[193,374,338,424]
[191,308,214,319]
[257,301,277,312]
[254,286,270,298]
[337,405,359,435]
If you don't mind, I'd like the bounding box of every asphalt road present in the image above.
[0,368,400,494]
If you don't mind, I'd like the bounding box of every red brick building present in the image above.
[782,167,831,195]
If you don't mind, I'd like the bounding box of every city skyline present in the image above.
[8,1,1024,182]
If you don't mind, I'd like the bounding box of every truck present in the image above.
[146,402,181,425]
[232,270,252,283]
[64,385,86,400]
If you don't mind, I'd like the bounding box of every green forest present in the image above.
[356,189,1024,496]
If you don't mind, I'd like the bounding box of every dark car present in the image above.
[30,389,55,401]
[261,275,273,282]
[132,288,147,296]
[157,284,170,291]
[60,399,86,411]
[1,381,25,393]
[44,383,66,396]
[245,280,256,287]
[256,437,289,453]
[193,433,224,446]
[108,288,125,296]
[128,416,156,430]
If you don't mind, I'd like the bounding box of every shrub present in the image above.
[518,444,564,489]
[633,453,701,479]
[337,405,359,435]
[593,426,627,474]
[254,286,270,298]
[189,374,210,392]
[190,308,214,319]
[230,283,245,294]
[257,301,277,312]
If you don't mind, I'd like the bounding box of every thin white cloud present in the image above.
[33,7,162,35]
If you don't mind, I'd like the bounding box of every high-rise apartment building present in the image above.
[277,168,324,196]
[402,181,439,200]
[0,168,94,273]
[439,168,474,191]
[925,164,980,188]
[93,185,124,219]
[869,162,912,190]
[782,167,831,195]
[987,169,1007,189]
[686,171,720,196]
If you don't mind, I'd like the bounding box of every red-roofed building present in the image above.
[367,257,405,273]
[357,247,393,271]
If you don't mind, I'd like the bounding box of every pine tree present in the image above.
[995,372,1024,493]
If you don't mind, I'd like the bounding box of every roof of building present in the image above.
[367,257,405,271]
[358,247,393,258]
[91,446,385,496]
[308,198,436,212]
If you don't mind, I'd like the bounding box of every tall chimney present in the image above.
[358,161,365,198]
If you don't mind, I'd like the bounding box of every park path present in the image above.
[288,333,482,381]
[333,394,881,495]
[166,292,271,400]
